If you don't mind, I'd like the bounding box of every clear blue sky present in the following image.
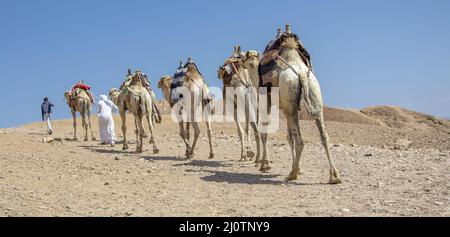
[1,0,449,128]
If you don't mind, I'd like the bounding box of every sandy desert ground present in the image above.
[0,105,449,217]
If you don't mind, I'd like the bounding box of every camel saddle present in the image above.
[170,67,187,103]
[72,88,90,100]
[121,74,149,90]
[259,33,312,88]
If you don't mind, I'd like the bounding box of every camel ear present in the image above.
[157,79,163,88]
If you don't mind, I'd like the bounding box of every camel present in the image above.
[110,70,159,154]
[112,70,161,127]
[258,25,342,184]
[158,59,214,159]
[218,46,261,163]
[64,89,96,141]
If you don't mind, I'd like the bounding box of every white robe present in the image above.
[98,96,118,143]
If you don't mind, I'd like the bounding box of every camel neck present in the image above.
[246,65,260,88]
[162,88,172,106]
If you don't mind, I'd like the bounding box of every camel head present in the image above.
[109,88,120,105]
[158,75,173,103]
[243,50,260,69]
[64,91,71,106]
[218,48,249,88]
[158,75,173,90]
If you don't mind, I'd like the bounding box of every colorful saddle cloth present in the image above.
[259,33,313,88]
[170,67,187,102]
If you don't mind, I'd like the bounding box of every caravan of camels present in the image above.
[64,24,342,184]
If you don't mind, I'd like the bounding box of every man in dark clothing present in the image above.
[41,97,54,135]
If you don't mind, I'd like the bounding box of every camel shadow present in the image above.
[174,160,232,168]
[293,182,331,186]
[198,170,283,185]
[79,145,135,155]
[142,156,180,161]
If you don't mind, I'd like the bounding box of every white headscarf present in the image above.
[100,94,118,111]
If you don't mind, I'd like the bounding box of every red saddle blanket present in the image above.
[72,84,91,91]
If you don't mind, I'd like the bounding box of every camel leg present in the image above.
[145,109,159,154]
[138,115,146,154]
[81,113,88,141]
[245,108,255,159]
[72,110,78,140]
[87,111,96,141]
[188,122,200,159]
[179,122,191,158]
[134,114,144,153]
[206,121,214,159]
[133,115,140,153]
[250,121,261,164]
[186,122,190,142]
[286,127,295,162]
[259,96,271,172]
[247,93,260,160]
[234,108,247,162]
[141,114,149,139]
[260,130,271,171]
[134,116,139,145]
[121,110,129,150]
[287,110,305,181]
[315,114,342,184]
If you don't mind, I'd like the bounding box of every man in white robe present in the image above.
[98,95,118,146]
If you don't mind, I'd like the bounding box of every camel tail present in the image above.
[301,72,321,119]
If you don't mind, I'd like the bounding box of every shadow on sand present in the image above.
[79,145,136,155]
[142,156,181,161]
[173,159,232,168]
[193,169,332,186]
[195,169,283,185]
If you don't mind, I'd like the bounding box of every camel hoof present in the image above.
[73,137,78,141]
[92,137,96,141]
[122,145,129,151]
[209,153,214,159]
[135,149,143,154]
[259,163,271,172]
[329,176,342,185]
[287,168,300,181]
[246,151,255,158]
[239,156,248,162]
[254,159,261,167]
[329,169,342,185]
[84,138,88,142]
[153,148,159,154]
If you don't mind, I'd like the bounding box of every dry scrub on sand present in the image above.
[0,106,449,217]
